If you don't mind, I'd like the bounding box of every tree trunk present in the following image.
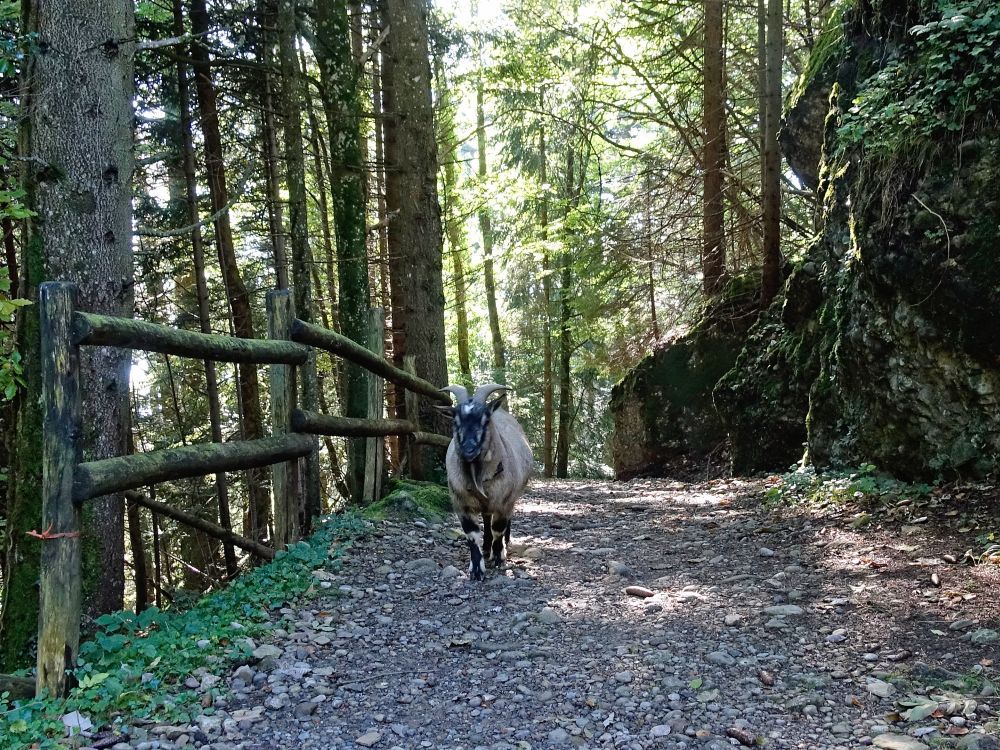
[383,0,448,479]
[760,0,783,306]
[555,150,576,479]
[702,0,727,296]
[0,0,134,670]
[539,122,554,478]
[259,0,288,290]
[436,61,472,386]
[278,0,321,527]
[173,0,237,577]
[315,0,372,501]
[477,77,505,382]
[189,0,271,543]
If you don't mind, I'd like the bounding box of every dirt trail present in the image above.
[147,479,998,750]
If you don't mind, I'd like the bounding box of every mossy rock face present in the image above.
[727,0,1000,479]
[610,296,755,479]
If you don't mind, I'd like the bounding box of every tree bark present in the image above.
[189,0,271,544]
[436,61,472,386]
[702,0,727,296]
[539,122,554,478]
[477,77,505,382]
[760,0,783,306]
[173,0,237,578]
[314,0,372,501]
[383,0,448,479]
[0,0,134,669]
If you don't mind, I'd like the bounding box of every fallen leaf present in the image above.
[757,670,776,687]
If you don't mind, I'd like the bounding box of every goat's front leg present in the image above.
[460,513,486,581]
[482,512,493,565]
[489,515,509,568]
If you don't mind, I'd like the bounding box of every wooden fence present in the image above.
[34,281,452,697]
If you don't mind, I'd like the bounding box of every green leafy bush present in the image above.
[766,463,932,508]
[838,0,1000,153]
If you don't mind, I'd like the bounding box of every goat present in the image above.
[439,383,533,580]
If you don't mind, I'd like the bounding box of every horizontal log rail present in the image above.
[293,409,415,437]
[124,490,274,561]
[412,431,452,449]
[290,319,451,405]
[291,409,452,449]
[74,434,315,503]
[73,311,310,365]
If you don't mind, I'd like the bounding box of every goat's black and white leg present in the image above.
[489,515,509,568]
[482,512,493,565]
[460,513,486,581]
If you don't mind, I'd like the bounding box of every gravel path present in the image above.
[137,479,998,750]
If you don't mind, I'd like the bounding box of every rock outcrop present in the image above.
[720,0,1000,478]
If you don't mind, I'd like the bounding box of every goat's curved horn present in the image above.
[440,384,470,403]
[472,383,510,404]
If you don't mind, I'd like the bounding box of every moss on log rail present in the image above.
[74,434,314,503]
[413,431,452,448]
[292,409,417,437]
[73,311,310,365]
[291,319,451,405]
[124,491,274,560]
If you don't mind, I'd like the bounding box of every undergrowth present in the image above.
[839,0,1000,155]
[766,462,933,511]
[0,512,369,748]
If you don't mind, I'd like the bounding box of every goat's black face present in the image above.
[453,397,503,462]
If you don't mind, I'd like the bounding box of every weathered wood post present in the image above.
[267,289,300,546]
[37,281,82,697]
[363,308,385,503]
[403,355,420,478]
[299,346,322,531]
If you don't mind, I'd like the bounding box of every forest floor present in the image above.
[124,478,998,750]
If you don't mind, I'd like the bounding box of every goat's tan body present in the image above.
[445,408,532,579]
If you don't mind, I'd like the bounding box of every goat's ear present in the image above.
[434,404,455,417]
[487,393,508,414]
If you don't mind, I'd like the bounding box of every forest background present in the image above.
[7,0,984,675]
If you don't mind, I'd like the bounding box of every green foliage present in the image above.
[838,0,1000,153]
[766,463,933,508]
[0,262,30,401]
[0,513,369,748]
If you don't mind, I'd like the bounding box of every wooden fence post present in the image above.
[267,289,300,547]
[37,281,82,697]
[299,347,321,531]
[363,308,385,503]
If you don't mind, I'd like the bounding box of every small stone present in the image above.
[356,731,382,747]
[867,679,896,698]
[871,734,929,750]
[294,701,318,720]
[547,727,570,745]
[441,565,462,578]
[763,604,804,616]
[706,650,735,667]
[614,671,634,684]
[826,629,848,643]
[950,619,977,631]
[252,644,282,661]
[969,629,999,645]
[608,561,630,577]
[724,614,742,627]
[759,547,775,557]
[536,607,561,625]
[624,585,654,598]
[649,724,672,738]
